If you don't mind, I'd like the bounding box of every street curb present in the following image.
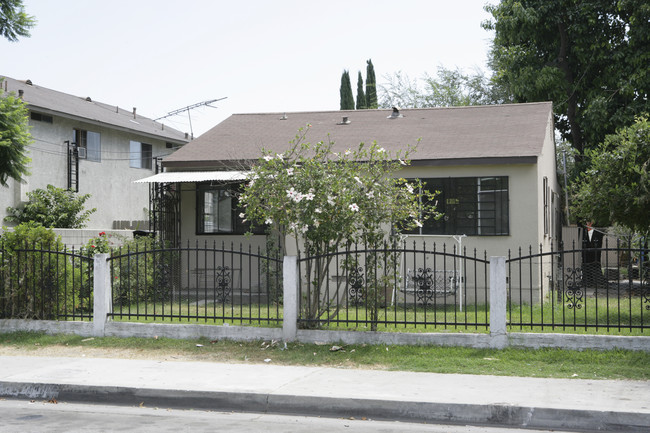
[1,381,649,432]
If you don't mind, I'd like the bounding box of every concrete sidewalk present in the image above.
[0,355,648,432]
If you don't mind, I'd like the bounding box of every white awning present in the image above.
[134,171,250,183]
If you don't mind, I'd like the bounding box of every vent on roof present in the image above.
[25,79,32,85]
[387,106,403,119]
[85,97,92,102]
[337,116,351,125]
[280,113,288,120]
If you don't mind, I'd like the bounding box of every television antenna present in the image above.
[155,97,227,139]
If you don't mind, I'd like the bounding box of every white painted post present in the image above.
[489,256,507,348]
[283,256,298,342]
[93,253,112,337]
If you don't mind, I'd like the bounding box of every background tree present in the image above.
[339,70,354,110]
[5,184,96,228]
[239,128,437,328]
[356,71,366,110]
[379,66,509,109]
[0,79,31,186]
[365,59,378,109]
[483,0,649,158]
[572,116,650,237]
[0,0,35,42]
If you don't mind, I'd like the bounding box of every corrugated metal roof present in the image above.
[162,102,553,169]
[134,171,250,183]
[1,76,188,143]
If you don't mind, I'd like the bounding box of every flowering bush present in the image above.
[240,128,438,326]
[83,231,111,257]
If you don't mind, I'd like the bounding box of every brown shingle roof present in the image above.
[1,76,188,143]
[163,102,552,169]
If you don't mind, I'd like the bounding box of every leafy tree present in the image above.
[365,59,378,109]
[0,0,35,41]
[572,116,650,237]
[356,71,366,110]
[0,78,31,186]
[483,0,650,157]
[339,70,354,110]
[379,66,508,109]
[5,184,96,228]
[240,127,438,328]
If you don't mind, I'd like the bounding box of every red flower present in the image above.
[91,245,96,248]
[99,232,106,236]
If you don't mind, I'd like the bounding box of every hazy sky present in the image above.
[3,0,495,137]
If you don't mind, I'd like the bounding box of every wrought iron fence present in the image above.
[108,240,283,325]
[297,240,490,331]
[507,239,650,332]
[0,242,93,321]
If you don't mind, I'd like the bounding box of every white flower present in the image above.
[344,149,352,155]
[293,193,304,203]
[398,158,407,166]
[301,224,309,233]
[265,218,273,225]
[286,167,294,176]
[349,203,359,212]
[263,155,273,162]
[414,220,423,228]
[327,196,336,206]
[315,208,322,214]
[377,147,386,153]
[239,212,246,219]
[304,192,315,201]
[286,187,297,199]
[289,222,298,231]
[366,191,374,199]
[354,176,362,184]
[276,153,284,159]
[314,220,320,227]
[405,183,414,194]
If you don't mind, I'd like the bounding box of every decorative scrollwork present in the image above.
[215,266,232,303]
[642,277,650,311]
[414,267,435,305]
[564,266,584,309]
[348,266,365,306]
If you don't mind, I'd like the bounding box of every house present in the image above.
[142,103,560,251]
[0,76,189,231]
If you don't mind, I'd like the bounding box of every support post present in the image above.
[489,256,507,348]
[283,256,298,342]
[93,253,112,336]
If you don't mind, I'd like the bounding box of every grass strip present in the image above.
[0,331,648,381]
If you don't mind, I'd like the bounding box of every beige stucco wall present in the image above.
[0,113,175,229]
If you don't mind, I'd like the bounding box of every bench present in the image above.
[403,268,459,304]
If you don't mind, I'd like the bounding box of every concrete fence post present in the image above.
[283,256,299,342]
[93,253,112,337]
[489,256,507,348]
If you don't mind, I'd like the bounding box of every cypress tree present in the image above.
[356,71,366,110]
[339,70,354,110]
[365,59,378,109]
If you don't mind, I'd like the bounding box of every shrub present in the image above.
[0,222,91,319]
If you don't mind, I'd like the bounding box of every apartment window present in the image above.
[129,141,153,169]
[407,177,509,236]
[74,129,101,162]
[30,112,53,123]
[196,183,264,235]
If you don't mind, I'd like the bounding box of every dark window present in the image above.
[543,176,549,235]
[407,177,509,236]
[196,183,264,235]
[129,141,152,169]
[74,128,101,162]
[30,112,53,123]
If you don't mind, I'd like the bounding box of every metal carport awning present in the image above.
[134,171,250,183]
